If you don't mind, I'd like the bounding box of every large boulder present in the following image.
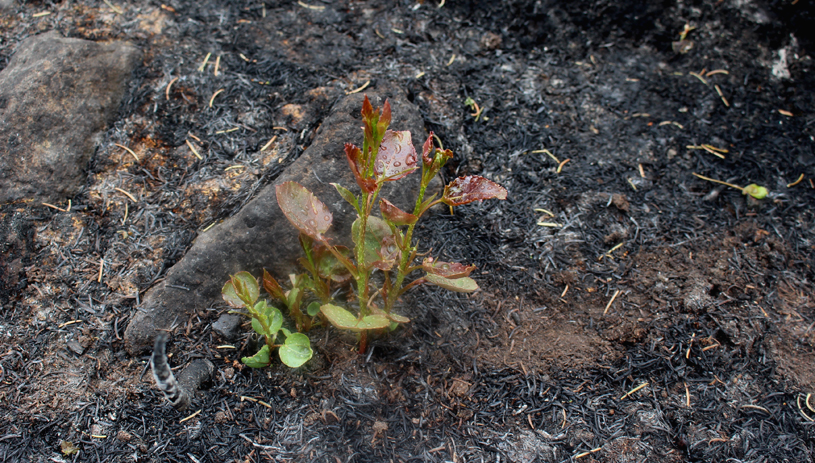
[125,82,427,354]
[0,31,141,205]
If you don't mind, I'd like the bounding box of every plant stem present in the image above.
[384,171,430,313]
[356,190,370,318]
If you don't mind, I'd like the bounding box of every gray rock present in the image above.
[125,82,427,354]
[0,210,34,301]
[0,31,141,205]
[211,314,244,342]
[0,0,15,13]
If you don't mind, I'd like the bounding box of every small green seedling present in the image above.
[223,96,507,367]
[464,97,484,121]
[222,271,313,368]
[692,172,768,199]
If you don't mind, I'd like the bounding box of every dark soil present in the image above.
[2,0,814,462]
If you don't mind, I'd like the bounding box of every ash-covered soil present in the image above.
[1,0,814,462]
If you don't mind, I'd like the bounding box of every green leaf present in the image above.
[307,301,322,317]
[276,181,333,240]
[357,315,393,330]
[251,316,265,335]
[743,184,768,199]
[287,285,303,313]
[442,176,508,206]
[263,302,284,335]
[61,441,79,456]
[387,312,411,324]
[352,216,394,270]
[320,304,391,331]
[242,344,272,368]
[424,273,479,292]
[332,182,361,214]
[314,244,353,283]
[222,281,243,308]
[279,333,313,368]
[223,271,259,307]
[374,130,419,181]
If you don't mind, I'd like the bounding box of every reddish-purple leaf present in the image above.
[421,132,434,166]
[345,143,377,193]
[262,269,286,301]
[276,181,333,240]
[422,257,476,279]
[361,95,375,123]
[442,176,508,206]
[377,99,392,134]
[361,95,376,144]
[373,234,400,271]
[374,130,418,181]
[379,198,418,226]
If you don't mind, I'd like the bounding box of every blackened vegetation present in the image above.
[1,0,814,462]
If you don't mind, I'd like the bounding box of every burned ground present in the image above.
[1,0,814,462]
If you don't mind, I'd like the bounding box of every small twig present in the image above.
[260,136,277,152]
[740,404,770,414]
[102,0,123,14]
[209,88,224,108]
[186,140,202,160]
[198,53,211,72]
[164,77,179,101]
[787,174,804,188]
[556,158,570,174]
[603,289,621,315]
[179,409,202,423]
[42,200,71,212]
[114,187,137,202]
[530,149,560,164]
[297,1,325,10]
[692,173,743,193]
[575,448,602,459]
[346,80,370,95]
[115,143,139,162]
[689,71,708,85]
[659,121,684,129]
[715,85,729,107]
[620,381,648,400]
[58,320,82,329]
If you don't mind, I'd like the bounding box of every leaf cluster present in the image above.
[223,95,507,368]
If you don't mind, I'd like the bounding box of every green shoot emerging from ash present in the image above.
[222,95,507,368]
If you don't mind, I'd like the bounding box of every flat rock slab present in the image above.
[125,82,426,354]
[0,31,141,205]
[0,0,15,13]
